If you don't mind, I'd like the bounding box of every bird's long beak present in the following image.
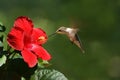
[48,32,57,38]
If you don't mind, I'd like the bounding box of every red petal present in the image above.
[7,27,24,50]
[14,16,33,35]
[31,44,51,60]
[31,28,47,44]
[21,48,37,68]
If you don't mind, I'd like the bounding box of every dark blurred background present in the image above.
[0,0,120,80]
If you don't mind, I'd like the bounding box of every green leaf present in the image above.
[0,41,3,47]
[30,69,68,80]
[21,77,26,80]
[38,59,51,68]
[0,55,7,67]
[3,35,8,50]
[8,52,22,59]
[0,22,6,32]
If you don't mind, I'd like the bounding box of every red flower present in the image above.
[7,16,51,68]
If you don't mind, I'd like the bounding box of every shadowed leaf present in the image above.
[0,22,6,32]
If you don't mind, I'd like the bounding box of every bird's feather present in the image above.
[75,34,85,53]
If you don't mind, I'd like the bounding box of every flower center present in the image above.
[37,36,47,44]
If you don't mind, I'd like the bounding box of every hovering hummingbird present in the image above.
[50,26,85,53]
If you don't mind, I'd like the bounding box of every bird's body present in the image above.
[56,26,85,53]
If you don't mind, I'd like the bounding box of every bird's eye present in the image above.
[58,30,62,32]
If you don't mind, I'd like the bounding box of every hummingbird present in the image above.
[51,26,85,53]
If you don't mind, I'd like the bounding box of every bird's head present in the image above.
[56,26,68,34]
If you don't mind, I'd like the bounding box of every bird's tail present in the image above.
[74,41,84,53]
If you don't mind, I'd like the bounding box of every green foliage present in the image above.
[0,22,6,32]
[31,69,68,80]
[38,59,51,68]
[0,55,6,67]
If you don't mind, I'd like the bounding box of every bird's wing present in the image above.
[75,33,85,53]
